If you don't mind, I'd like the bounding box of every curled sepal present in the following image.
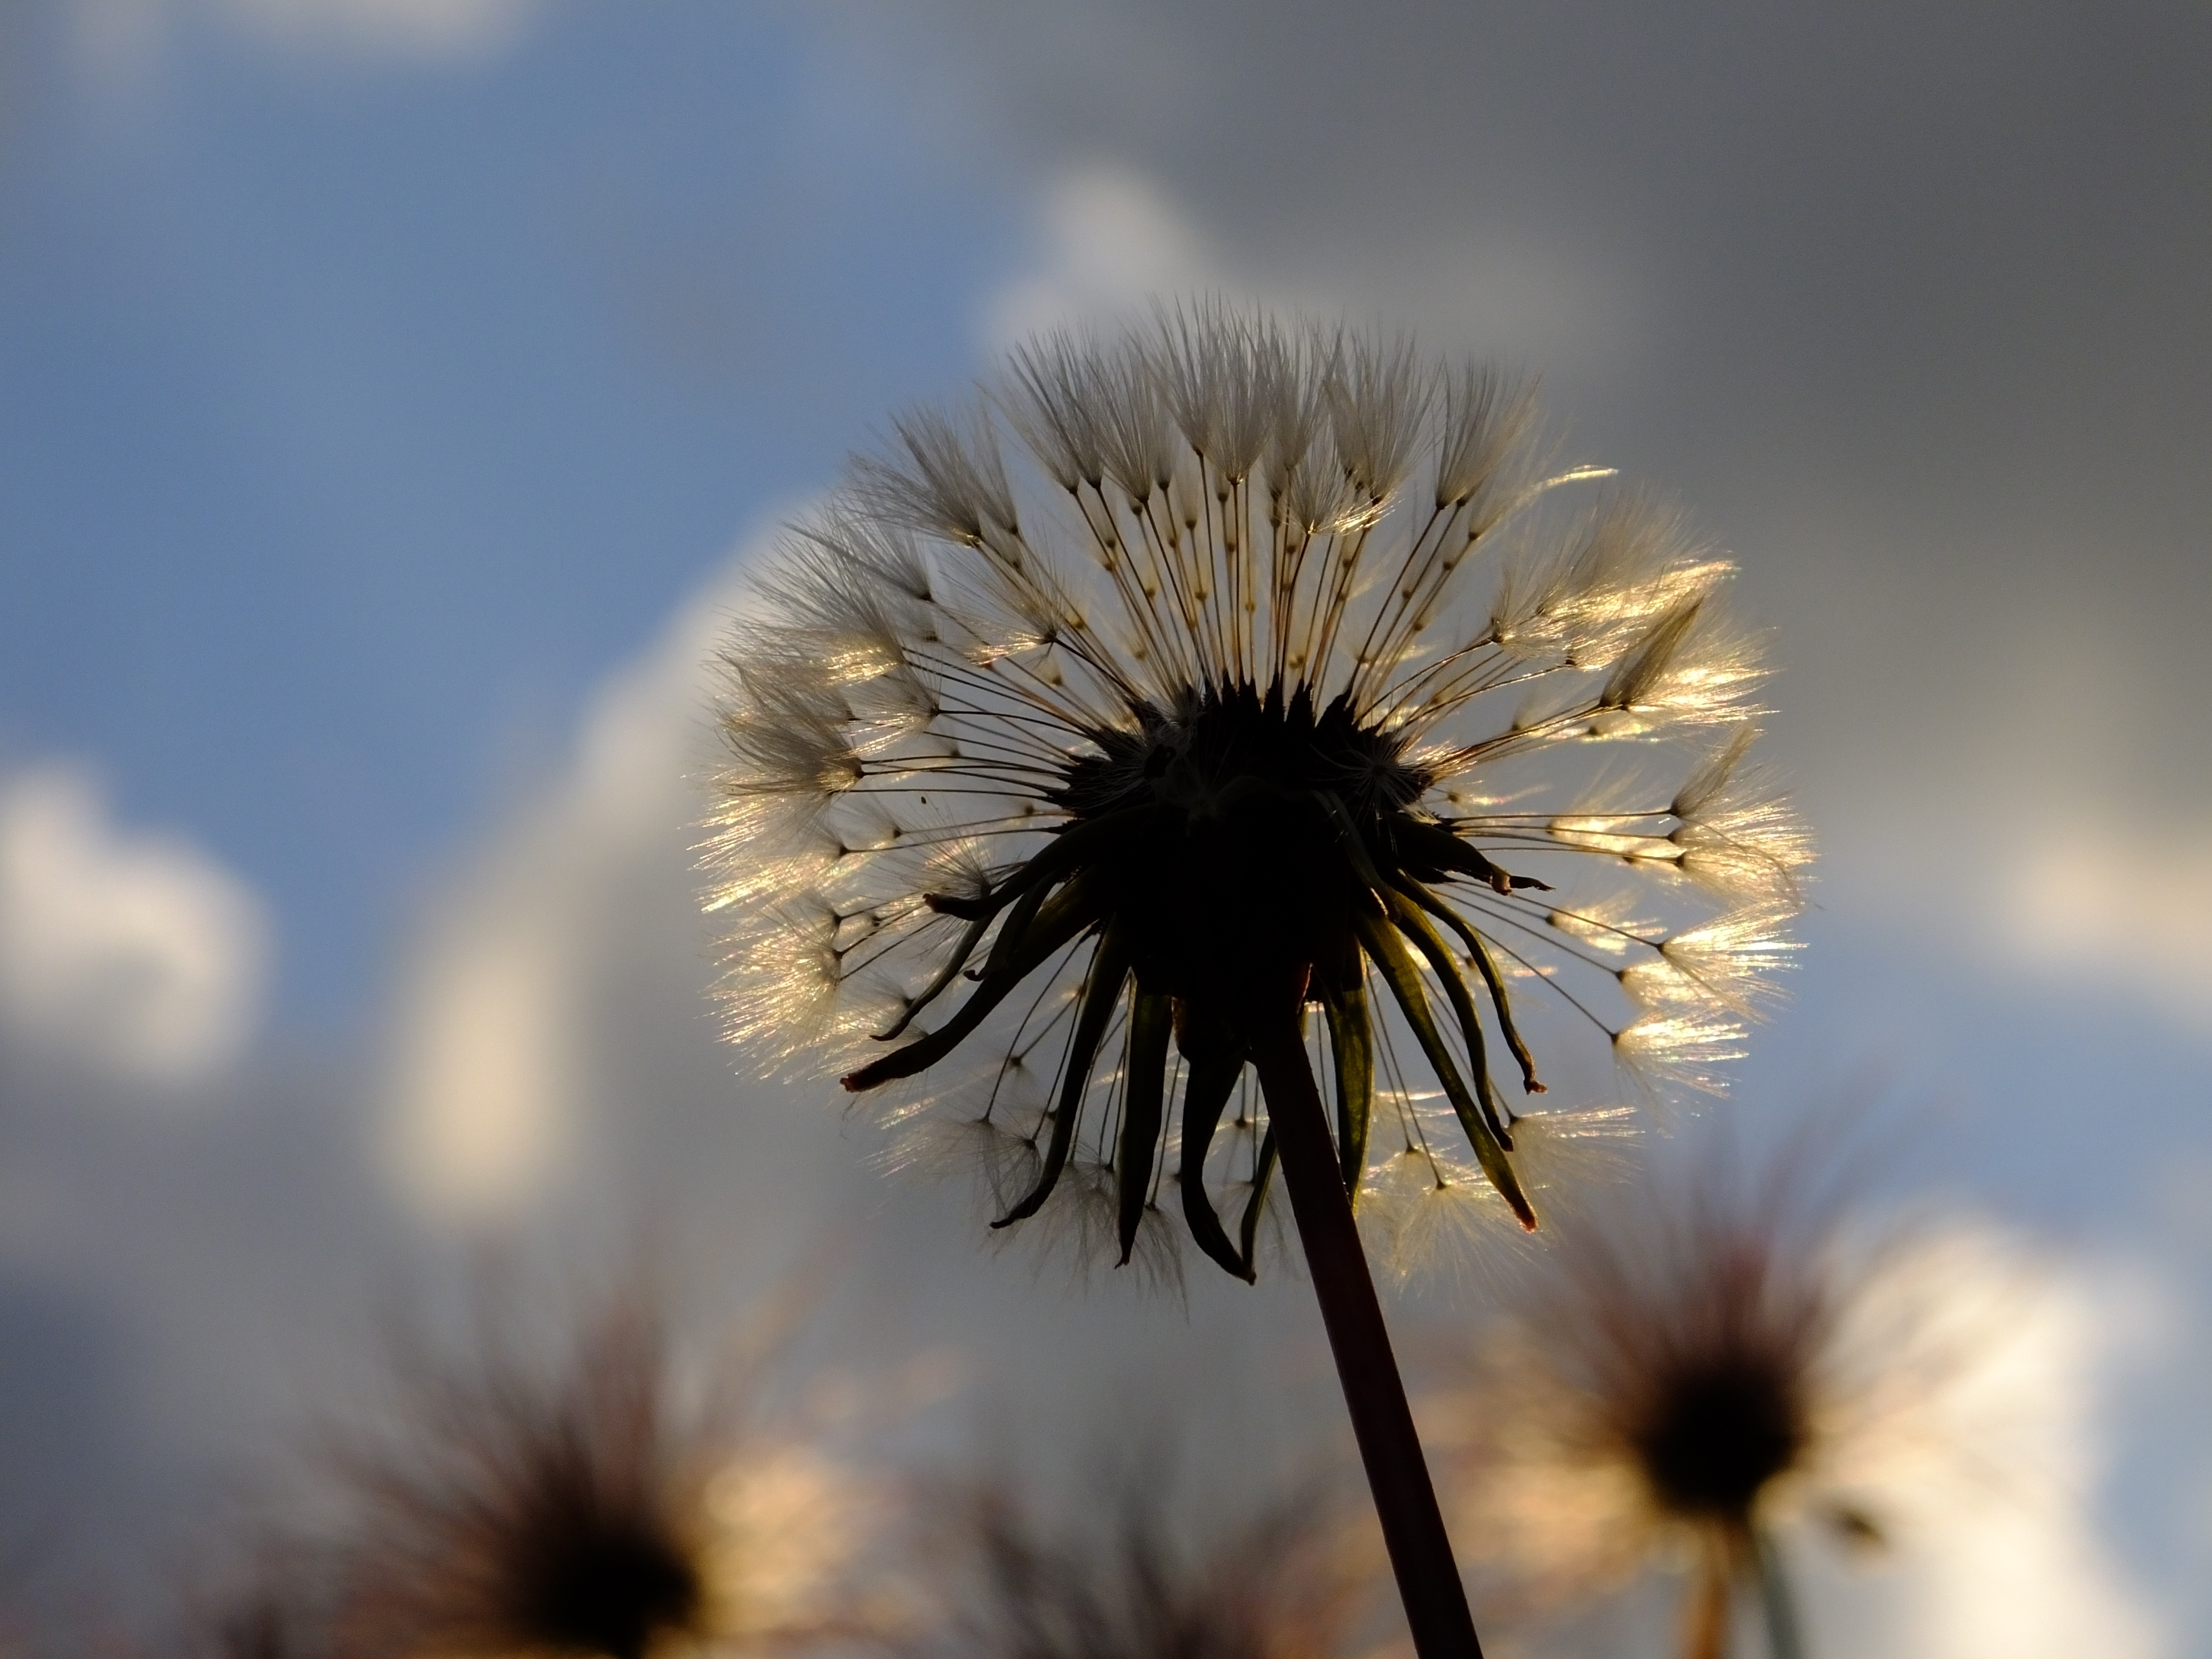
[924,803,1170,920]
[1237,1124,1280,1277]
[872,905,995,1041]
[992,917,1136,1228]
[843,871,1105,1091]
[1375,885,1509,1144]
[1393,817,1551,896]
[1318,977,1375,1200]
[1389,876,1548,1097]
[1393,875,1544,1093]
[1115,989,1174,1265]
[1351,903,1538,1230]
[1176,1048,1256,1282]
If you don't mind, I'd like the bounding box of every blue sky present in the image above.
[0,0,1010,1018]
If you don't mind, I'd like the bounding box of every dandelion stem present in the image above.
[1754,1527,1803,1659]
[1681,1542,1733,1659]
[1250,1014,1484,1659]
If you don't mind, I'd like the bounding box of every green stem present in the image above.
[1754,1527,1803,1659]
[1249,1014,1483,1659]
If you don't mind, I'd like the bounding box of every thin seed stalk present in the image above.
[1249,1015,1484,1659]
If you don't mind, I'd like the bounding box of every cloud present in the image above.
[1814,1228,2171,1658]
[979,164,1225,346]
[979,158,1635,377]
[2002,830,2212,1032]
[381,539,749,1225]
[0,764,269,1089]
[208,0,538,58]
[69,0,541,74]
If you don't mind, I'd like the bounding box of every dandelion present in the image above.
[179,1563,340,1659]
[1426,1135,2008,1659]
[330,1293,871,1659]
[905,1474,1365,1659]
[702,304,1804,1656]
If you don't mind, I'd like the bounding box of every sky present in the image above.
[0,0,2208,1648]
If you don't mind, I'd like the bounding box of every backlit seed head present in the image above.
[1426,1131,2032,1649]
[329,1295,870,1659]
[704,306,1808,1279]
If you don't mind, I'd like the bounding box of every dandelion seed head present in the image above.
[705,306,1806,1277]
[1428,1133,2019,1643]
[908,1472,1365,1659]
[331,1298,871,1659]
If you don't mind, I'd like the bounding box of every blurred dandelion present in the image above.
[329,1291,876,1659]
[1427,1135,2017,1659]
[702,303,1803,1656]
[904,1473,1367,1659]
[177,1558,341,1659]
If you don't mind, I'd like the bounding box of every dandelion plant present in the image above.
[704,305,1805,1657]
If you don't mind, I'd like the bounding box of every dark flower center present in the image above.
[1632,1360,1806,1524]
[515,1515,703,1659]
[852,676,1546,1274]
[1056,680,1431,1020]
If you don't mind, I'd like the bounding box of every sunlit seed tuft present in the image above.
[703,307,1807,1277]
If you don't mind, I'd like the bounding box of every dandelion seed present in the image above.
[703,305,1806,1658]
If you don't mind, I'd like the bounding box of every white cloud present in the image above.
[980,161,1636,381]
[383,899,579,1223]
[70,0,541,74]
[0,764,270,1088]
[2001,829,2212,1031]
[208,0,539,59]
[380,541,751,1225]
[1806,1228,2171,1658]
[979,163,1226,348]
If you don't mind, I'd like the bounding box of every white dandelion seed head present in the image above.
[1504,1106,1644,1206]
[702,305,1807,1277]
[1358,1138,1526,1292]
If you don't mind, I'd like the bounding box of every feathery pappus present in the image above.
[702,303,1806,1281]
[328,1294,873,1659]
[1426,1137,2023,1659]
